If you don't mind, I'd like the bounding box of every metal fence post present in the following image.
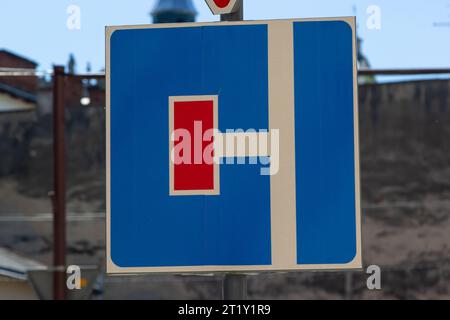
[52,65,66,300]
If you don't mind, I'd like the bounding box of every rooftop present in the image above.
[0,49,38,67]
[0,247,45,281]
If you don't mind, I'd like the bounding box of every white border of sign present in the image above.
[106,17,362,274]
[168,95,220,196]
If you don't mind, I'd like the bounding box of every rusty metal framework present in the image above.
[2,67,450,78]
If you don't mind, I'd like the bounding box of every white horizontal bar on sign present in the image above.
[214,132,271,158]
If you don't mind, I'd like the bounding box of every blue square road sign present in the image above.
[106,17,362,274]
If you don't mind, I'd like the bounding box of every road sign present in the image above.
[106,17,362,274]
[205,0,240,15]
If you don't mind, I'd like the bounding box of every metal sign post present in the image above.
[218,0,247,301]
[220,0,243,22]
[223,273,247,300]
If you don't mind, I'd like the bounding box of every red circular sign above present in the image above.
[205,0,239,15]
[213,0,231,8]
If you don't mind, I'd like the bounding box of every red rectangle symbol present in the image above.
[169,96,219,195]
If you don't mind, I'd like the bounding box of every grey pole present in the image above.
[220,0,243,22]
[220,0,247,301]
[223,274,247,300]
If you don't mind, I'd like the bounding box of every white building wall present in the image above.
[0,93,35,113]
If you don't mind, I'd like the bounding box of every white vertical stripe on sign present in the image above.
[268,21,298,268]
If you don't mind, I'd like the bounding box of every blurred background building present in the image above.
[0,248,44,299]
[151,0,197,23]
[0,50,37,113]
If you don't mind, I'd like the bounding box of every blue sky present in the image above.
[0,0,449,74]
